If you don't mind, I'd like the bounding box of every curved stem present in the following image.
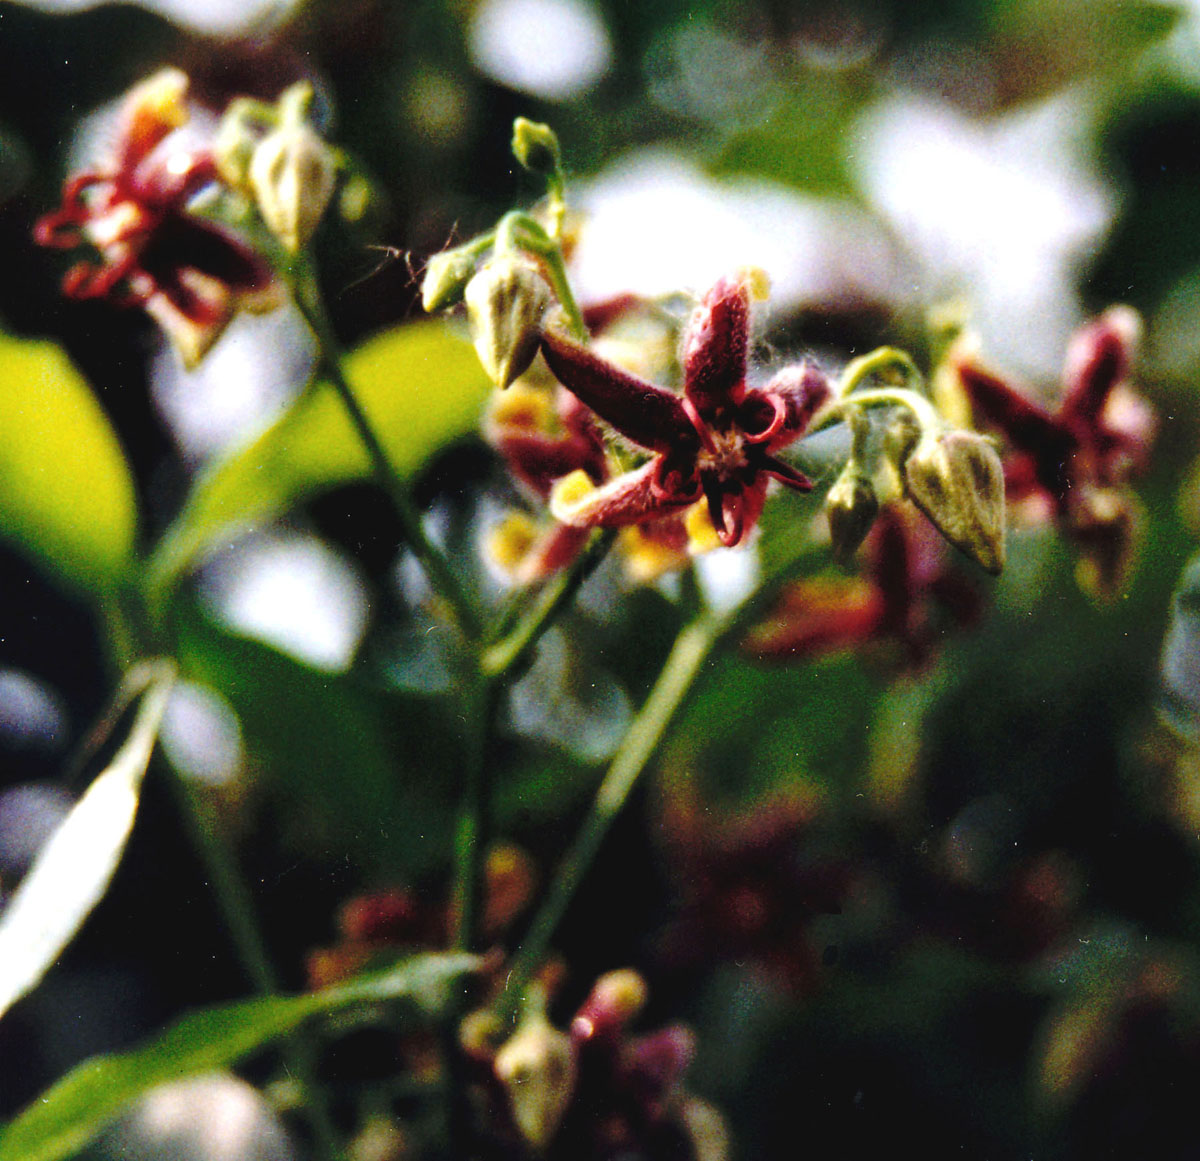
[501,212,587,340]
[290,256,484,642]
[838,346,927,399]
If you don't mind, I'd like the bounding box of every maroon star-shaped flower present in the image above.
[541,273,830,547]
[35,69,279,367]
[950,308,1155,595]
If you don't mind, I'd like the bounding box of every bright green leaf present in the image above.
[0,333,137,593]
[0,662,175,1020]
[0,952,479,1161]
[147,319,490,596]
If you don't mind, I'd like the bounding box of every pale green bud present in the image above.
[494,1015,577,1150]
[825,465,879,562]
[902,428,1006,574]
[421,247,478,312]
[249,118,337,253]
[511,117,561,176]
[464,257,552,388]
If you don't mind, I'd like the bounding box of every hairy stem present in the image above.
[291,257,483,642]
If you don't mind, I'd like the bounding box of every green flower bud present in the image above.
[464,257,552,388]
[511,117,561,177]
[249,114,337,253]
[825,466,879,562]
[214,96,274,193]
[421,247,478,312]
[902,428,1006,574]
[494,1014,577,1150]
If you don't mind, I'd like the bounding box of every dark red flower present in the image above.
[744,505,981,667]
[541,273,830,548]
[951,308,1155,596]
[35,69,280,366]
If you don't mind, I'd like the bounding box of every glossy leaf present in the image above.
[0,333,137,593]
[0,662,175,1020]
[147,319,490,596]
[0,952,479,1161]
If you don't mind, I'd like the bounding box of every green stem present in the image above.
[499,616,719,1019]
[290,257,484,642]
[452,674,502,953]
[497,531,828,1018]
[815,386,943,438]
[837,346,926,398]
[169,774,343,1161]
[481,529,616,678]
[500,212,587,340]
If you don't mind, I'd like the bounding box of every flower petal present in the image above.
[550,461,692,528]
[1061,307,1139,427]
[682,276,750,415]
[541,326,693,453]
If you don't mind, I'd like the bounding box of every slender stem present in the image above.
[497,529,828,1018]
[290,257,484,642]
[169,774,343,1161]
[481,529,616,678]
[452,674,502,952]
[499,616,720,1019]
[837,345,926,398]
[815,386,943,436]
[502,212,587,339]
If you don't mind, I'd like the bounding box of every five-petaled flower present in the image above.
[950,307,1155,597]
[34,68,281,367]
[541,273,830,548]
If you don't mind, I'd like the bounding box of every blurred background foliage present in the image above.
[4,0,1200,1158]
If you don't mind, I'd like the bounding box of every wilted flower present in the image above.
[951,307,1154,597]
[34,69,281,367]
[542,272,830,548]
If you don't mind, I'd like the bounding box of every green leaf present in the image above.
[0,662,175,1020]
[173,598,459,876]
[0,333,137,593]
[0,952,479,1161]
[147,319,490,596]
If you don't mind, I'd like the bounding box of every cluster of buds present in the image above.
[813,349,1008,577]
[35,69,340,366]
[463,969,727,1159]
[421,119,569,390]
[215,80,340,256]
[947,308,1154,598]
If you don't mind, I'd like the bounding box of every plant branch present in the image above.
[290,257,484,642]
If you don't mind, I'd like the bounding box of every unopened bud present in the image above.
[214,97,271,192]
[421,247,478,312]
[825,466,879,562]
[249,115,337,253]
[902,428,1006,575]
[494,1015,577,1150]
[512,117,561,176]
[571,968,648,1043]
[465,257,552,389]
